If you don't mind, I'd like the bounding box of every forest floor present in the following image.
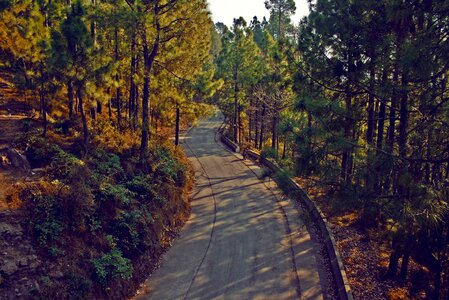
[295,177,430,300]
[0,72,38,210]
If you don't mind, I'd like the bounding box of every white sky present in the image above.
[207,0,309,27]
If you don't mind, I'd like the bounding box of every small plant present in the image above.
[112,208,152,254]
[40,276,52,287]
[92,151,123,176]
[98,183,135,205]
[26,190,65,247]
[126,175,155,198]
[51,150,85,179]
[275,170,294,195]
[49,245,64,257]
[153,148,186,186]
[92,249,133,286]
[261,147,277,160]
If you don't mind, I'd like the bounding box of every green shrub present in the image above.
[98,183,135,206]
[25,138,61,168]
[51,150,85,179]
[152,148,186,186]
[92,249,133,286]
[90,149,123,176]
[113,211,142,253]
[125,175,155,199]
[261,147,277,160]
[28,192,65,247]
[275,170,295,195]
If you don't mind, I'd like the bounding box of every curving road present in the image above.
[135,114,324,300]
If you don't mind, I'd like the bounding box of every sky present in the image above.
[207,0,309,27]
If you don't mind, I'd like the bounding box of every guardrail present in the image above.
[223,140,353,300]
[220,134,240,153]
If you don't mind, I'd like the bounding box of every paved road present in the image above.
[135,114,324,300]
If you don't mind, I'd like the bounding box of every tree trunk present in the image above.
[129,33,136,126]
[38,63,47,138]
[282,138,287,160]
[255,100,259,149]
[233,72,238,144]
[387,250,400,278]
[387,41,402,150]
[175,103,180,146]
[249,98,252,145]
[115,27,122,129]
[367,60,375,145]
[271,113,277,150]
[259,104,266,150]
[400,253,410,280]
[398,71,409,158]
[68,79,74,119]
[77,83,89,155]
[377,67,389,150]
[40,86,47,138]
[140,17,159,160]
[341,83,353,181]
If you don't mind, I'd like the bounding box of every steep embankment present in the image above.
[0,73,193,299]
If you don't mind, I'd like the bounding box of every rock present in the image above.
[1,261,18,276]
[49,270,64,279]
[0,274,3,286]
[28,260,41,270]
[0,222,22,237]
[0,148,30,170]
[18,258,28,267]
[33,280,40,292]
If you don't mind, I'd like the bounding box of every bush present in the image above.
[275,170,295,195]
[25,137,61,168]
[51,150,85,180]
[24,186,65,247]
[261,147,277,160]
[92,249,133,286]
[98,183,135,206]
[152,148,186,186]
[112,208,154,255]
[90,150,123,177]
[125,175,155,199]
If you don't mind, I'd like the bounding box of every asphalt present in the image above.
[134,114,324,300]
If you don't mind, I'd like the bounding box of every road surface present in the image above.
[135,114,324,300]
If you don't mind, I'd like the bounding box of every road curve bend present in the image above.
[135,114,324,300]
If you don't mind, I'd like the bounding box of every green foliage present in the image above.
[98,183,135,205]
[91,150,123,175]
[25,137,61,168]
[261,147,277,159]
[91,249,133,286]
[27,191,65,248]
[274,169,294,195]
[125,175,155,199]
[112,208,153,254]
[51,149,85,179]
[152,148,186,186]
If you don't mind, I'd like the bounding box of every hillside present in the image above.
[0,70,198,299]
